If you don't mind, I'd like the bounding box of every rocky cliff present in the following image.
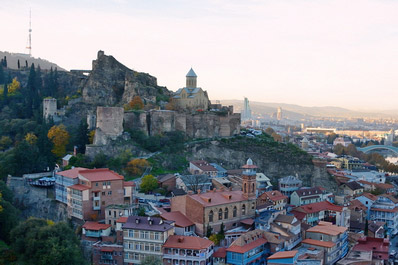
[7,176,68,222]
[83,51,170,106]
[186,138,338,191]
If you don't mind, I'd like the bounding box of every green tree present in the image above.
[0,65,4,84]
[17,59,20,69]
[206,224,212,238]
[140,174,159,193]
[2,73,8,105]
[141,255,162,265]
[91,153,108,168]
[265,127,275,135]
[0,136,12,151]
[10,218,86,265]
[75,119,89,154]
[327,133,338,144]
[0,181,19,243]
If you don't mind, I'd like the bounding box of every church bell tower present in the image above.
[242,158,257,199]
[186,68,197,88]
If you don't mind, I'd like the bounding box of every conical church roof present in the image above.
[186,68,197,77]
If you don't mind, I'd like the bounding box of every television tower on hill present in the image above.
[26,9,32,56]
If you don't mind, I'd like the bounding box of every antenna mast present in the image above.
[26,9,32,56]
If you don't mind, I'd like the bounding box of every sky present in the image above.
[1,0,398,110]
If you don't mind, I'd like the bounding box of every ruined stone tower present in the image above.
[43,97,57,121]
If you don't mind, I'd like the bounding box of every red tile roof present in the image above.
[240,218,254,225]
[261,190,288,202]
[306,221,347,236]
[117,217,128,223]
[69,184,90,191]
[375,183,394,190]
[82,221,111,231]
[302,238,335,248]
[213,247,227,258]
[349,199,367,211]
[160,211,194,228]
[123,181,135,187]
[292,200,343,214]
[268,250,298,260]
[163,235,213,250]
[56,167,87,179]
[227,238,267,254]
[189,190,249,207]
[78,168,124,182]
[371,207,398,213]
[353,236,389,260]
[190,160,217,172]
[361,192,377,201]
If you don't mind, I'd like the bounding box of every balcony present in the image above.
[163,250,213,261]
[85,230,101,238]
[101,254,113,260]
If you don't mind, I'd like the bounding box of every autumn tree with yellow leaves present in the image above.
[47,125,70,158]
[128,96,144,110]
[125,158,149,177]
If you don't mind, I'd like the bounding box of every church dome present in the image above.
[186,68,197,77]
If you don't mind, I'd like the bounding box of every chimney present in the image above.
[178,237,184,243]
[135,218,140,224]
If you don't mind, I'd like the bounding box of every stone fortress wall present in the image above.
[93,107,241,146]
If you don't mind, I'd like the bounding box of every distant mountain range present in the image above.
[0,51,64,71]
[217,100,398,119]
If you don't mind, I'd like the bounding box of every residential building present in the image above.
[158,174,176,191]
[267,250,298,265]
[66,168,129,221]
[257,190,287,212]
[226,229,269,265]
[160,211,196,236]
[339,181,363,196]
[105,204,137,228]
[352,237,389,263]
[162,235,214,265]
[176,174,212,193]
[92,241,124,265]
[256,173,272,191]
[122,216,174,264]
[356,193,377,216]
[369,195,398,235]
[82,221,111,241]
[368,221,385,238]
[304,221,349,264]
[336,250,373,265]
[213,248,226,265]
[278,176,302,197]
[333,137,351,147]
[55,167,87,204]
[291,200,350,227]
[173,69,210,111]
[171,159,258,236]
[290,187,333,206]
[270,214,301,250]
[189,160,218,177]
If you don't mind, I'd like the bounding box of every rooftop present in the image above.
[68,184,90,191]
[186,68,197,77]
[56,167,87,179]
[189,189,248,207]
[163,235,213,250]
[83,221,111,231]
[78,168,124,182]
[343,181,363,191]
[306,221,347,236]
[123,216,174,232]
[160,211,194,228]
[261,190,288,202]
[268,250,298,260]
[292,200,343,215]
[302,238,335,248]
[190,160,217,172]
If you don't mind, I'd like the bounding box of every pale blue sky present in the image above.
[1,0,398,110]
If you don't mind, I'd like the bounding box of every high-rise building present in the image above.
[242,97,252,121]
[277,107,282,121]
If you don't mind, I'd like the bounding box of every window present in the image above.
[96,182,98,186]
[102,192,105,196]
[114,211,116,218]
[209,211,213,222]
[154,232,159,240]
[224,208,229,219]
[108,191,112,195]
[109,210,111,216]
[102,201,105,205]
[244,183,247,193]
[252,183,255,192]
[242,204,246,215]
[128,230,134,237]
[218,209,223,220]
[233,206,237,217]
[103,181,106,186]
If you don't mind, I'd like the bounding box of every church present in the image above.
[173,68,210,111]
[171,159,258,236]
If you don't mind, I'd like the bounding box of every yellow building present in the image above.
[173,68,210,111]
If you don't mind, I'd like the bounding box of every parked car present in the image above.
[159,199,170,204]
[138,198,146,203]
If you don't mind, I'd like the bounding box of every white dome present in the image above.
[246,158,253,166]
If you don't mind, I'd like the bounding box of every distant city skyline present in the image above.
[1,0,398,110]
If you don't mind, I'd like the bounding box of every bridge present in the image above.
[357,145,398,155]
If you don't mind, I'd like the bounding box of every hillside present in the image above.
[219,99,394,119]
[0,51,64,71]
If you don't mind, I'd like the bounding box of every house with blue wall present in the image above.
[226,229,269,265]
